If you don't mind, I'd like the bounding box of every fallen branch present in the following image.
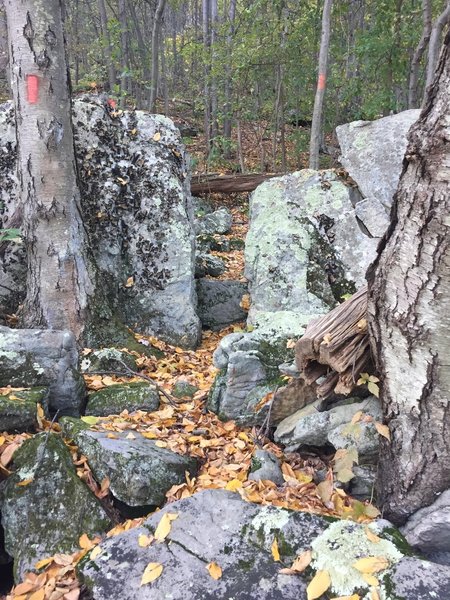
[191,173,278,195]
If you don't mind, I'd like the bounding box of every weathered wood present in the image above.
[296,286,372,399]
[191,173,277,195]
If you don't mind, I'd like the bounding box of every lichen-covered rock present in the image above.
[336,109,420,211]
[85,382,160,417]
[59,416,90,440]
[347,465,377,501]
[171,379,199,399]
[208,331,293,425]
[274,396,381,460]
[0,432,111,581]
[79,489,328,600]
[0,388,48,432]
[80,348,137,375]
[78,489,450,600]
[195,207,233,235]
[74,430,199,508]
[196,280,247,330]
[195,253,226,278]
[249,449,284,485]
[0,98,201,349]
[0,327,85,417]
[245,169,378,333]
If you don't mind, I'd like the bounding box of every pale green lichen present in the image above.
[310,521,403,598]
[250,506,291,538]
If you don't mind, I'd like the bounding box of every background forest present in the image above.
[1,0,448,171]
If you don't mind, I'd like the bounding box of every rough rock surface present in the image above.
[195,207,233,235]
[195,253,226,278]
[0,327,85,416]
[74,430,199,508]
[0,98,201,348]
[196,280,247,330]
[274,396,381,459]
[85,382,160,417]
[336,109,420,211]
[401,490,450,558]
[0,388,48,432]
[79,489,450,600]
[0,433,110,581]
[80,348,138,374]
[209,331,293,425]
[245,169,378,334]
[248,449,284,485]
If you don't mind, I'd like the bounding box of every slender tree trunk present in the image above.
[118,0,130,103]
[149,0,167,112]
[223,0,236,148]
[309,0,333,169]
[98,0,116,92]
[425,1,450,92]
[4,0,96,341]
[128,0,150,107]
[210,0,219,145]
[408,0,432,108]
[202,0,212,156]
[367,29,450,525]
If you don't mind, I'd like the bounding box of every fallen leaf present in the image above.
[225,479,242,492]
[271,538,280,562]
[291,550,312,573]
[351,411,363,424]
[365,527,381,544]
[352,556,389,574]
[307,570,331,600]
[140,562,163,585]
[80,416,99,426]
[79,534,93,549]
[125,276,134,288]
[17,478,34,486]
[90,546,102,560]
[35,556,54,570]
[63,590,80,600]
[153,132,161,141]
[374,422,390,441]
[154,512,178,541]
[138,534,153,548]
[371,589,381,600]
[330,596,360,600]
[29,588,46,600]
[362,573,379,586]
[206,561,222,580]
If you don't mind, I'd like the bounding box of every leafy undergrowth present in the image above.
[1,324,380,600]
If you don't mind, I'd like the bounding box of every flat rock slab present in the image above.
[85,382,160,417]
[75,430,199,508]
[0,433,110,581]
[0,387,48,432]
[79,489,450,600]
[0,326,85,416]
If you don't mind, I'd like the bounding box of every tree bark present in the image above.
[149,0,167,112]
[425,1,450,92]
[223,0,236,146]
[367,29,450,525]
[408,0,432,108]
[97,0,116,93]
[4,0,95,341]
[202,0,212,155]
[309,0,333,170]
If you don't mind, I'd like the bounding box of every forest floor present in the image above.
[0,190,379,600]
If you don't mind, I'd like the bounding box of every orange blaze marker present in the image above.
[318,73,326,91]
[26,74,39,104]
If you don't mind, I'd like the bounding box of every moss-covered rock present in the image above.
[0,432,111,581]
[74,430,199,509]
[0,387,48,432]
[59,416,90,440]
[80,348,138,374]
[85,382,160,417]
[171,380,199,399]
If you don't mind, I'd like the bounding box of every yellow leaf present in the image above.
[365,527,381,544]
[206,561,222,580]
[37,403,45,419]
[351,411,363,424]
[125,276,134,288]
[17,478,34,487]
[79,533,93,549]
[307,570,331,600]
[140,562,163,585]
[131,128,137,135]
[155,440,168,448]
[374,422,390,441]
[35,556,54,570]
[225,479,242,492]
[28,589,45,600]
[154,512,178,541]
[90,545,103,560]
[291,550,312,573]
[138,534,153,548]
[371,589,381,600]
[153,132,161,141]
[330,596,360,600]
[81,416,99,426]
[142,431,158,439]
[364,504,381,518]
[352,556,389,574]
[271,538,280,562]
[362,573,379,586]
[0,435,5,446]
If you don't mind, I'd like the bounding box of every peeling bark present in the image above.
[367,31,450,524]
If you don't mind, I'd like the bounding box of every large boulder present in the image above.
[244,169,378,334]
[0,97,201,349]
[79,489,450,600]
[85,382,160,417]
[336,109,420,213]
[0,327,85,416]
[74,429,199,510]
[0,433,111,581]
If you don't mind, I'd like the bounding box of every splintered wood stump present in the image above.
[296,286,372,398]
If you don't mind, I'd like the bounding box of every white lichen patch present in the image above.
[80,358,92,372]
[250,506,290,537]
[310,521,403,598]
[32,362,45,375]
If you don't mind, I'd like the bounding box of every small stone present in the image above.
[195,253,226,278]
[248,449,284,485]
[195,207,233,235]
[171,380,199,399]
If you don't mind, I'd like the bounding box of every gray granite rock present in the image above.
[0,98,201,349]
[0,326,85,416]
[0,432,111,581]
[85,382,160,417]
[401,489,450,556]
[80,348,137,374]
[171,379,199,399]
[336,109,420,211]
[389,557,450,599]
[74,430,199,508]
[0,388,48,432]
[195,253,226,278]
[347,465,377,501]
[196,279,247,330]
[249,449,284,485]
[195,207,233,235]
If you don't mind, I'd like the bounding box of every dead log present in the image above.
[191,173,277,195]
[296,286,372,398]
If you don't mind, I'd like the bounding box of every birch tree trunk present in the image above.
[4,0,96,341]
[309,0,333,170]
[367,29,450,525]
[149,0,167,112]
